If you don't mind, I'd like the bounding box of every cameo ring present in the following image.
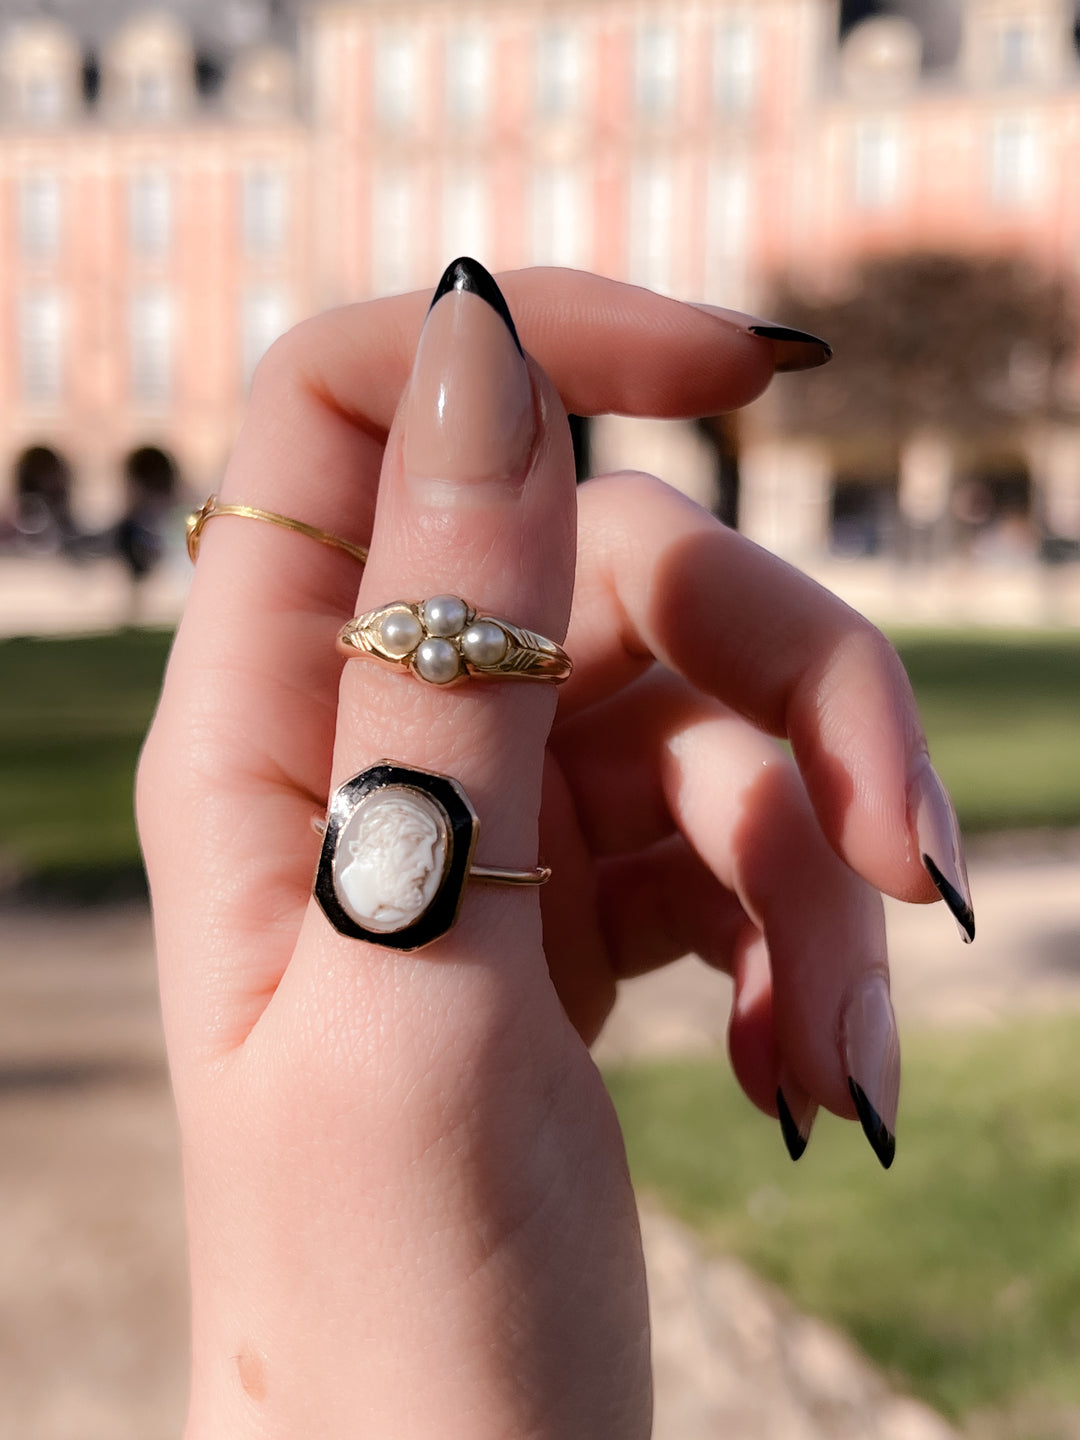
[336,595,572,686]
[313,762,549,951]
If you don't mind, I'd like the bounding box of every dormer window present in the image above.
[996,22,1035,82]
[134,70,171,118]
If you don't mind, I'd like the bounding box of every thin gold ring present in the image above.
[186,494,368,566]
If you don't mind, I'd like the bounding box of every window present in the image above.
[243,286,288,387]
[445,29,490,123]
[713,17,757,115]
[19,289,62,402]
[996,23,1035,83]
[635,22,679,116]
[372,170,414,295]
[129,169,171,257]
[375,32,417,130]
[23,73,64,122]
[628,161,673,292]
[243,165,288,256]
[989,115,1040,206]
[133,70,171,119]
[441,168,489,265]
[536,26,581,117]
[19,173,61,260]
[706,158,750,299]
[853,119,901,209]
[130,288,172,404]
[532,165,587,267]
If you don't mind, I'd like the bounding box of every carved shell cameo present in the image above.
[332,786,450,933]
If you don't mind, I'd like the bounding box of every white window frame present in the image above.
[130,288,173,405]
[989,113,1041,207]
[242,164,288,257]
[19,172,61,260]
[375,31,417,131]
[19,288,63,403]
[713,16,757,115]
[372,169,415,296]
[445,28,491,124]
[243,286,289,388]
[536,25,581,118]
[628,160,674,293]
[635,22,679,117]
[852,118,902,210]
[531,164,588,268]
[706,156,750,301]
[440,167,490,267]
[129,168,172,258]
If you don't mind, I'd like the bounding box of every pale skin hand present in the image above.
[138,267,962,1438]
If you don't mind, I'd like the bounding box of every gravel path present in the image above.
[2,841,1077,1438]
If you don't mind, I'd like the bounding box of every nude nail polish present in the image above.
[403,257,534,495]
[909,756,975,944]
[777,1071,817,1162]
[689,302,832,372]
[841,975,899,1170]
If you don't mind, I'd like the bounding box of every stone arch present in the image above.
[13,444,75,551]
[952,451,1035,562]
[123,443,179,499]
[828,458,900,559]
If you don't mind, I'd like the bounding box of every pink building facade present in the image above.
[2,0,1079,575]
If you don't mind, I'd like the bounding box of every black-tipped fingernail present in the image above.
[429,256,523,355]
[841,976,899,1171]
[923,854,976,943]
[777,1085,814,1162]
[909,758,975,944]
[848,1077,896,1170]
[747,324,833,371]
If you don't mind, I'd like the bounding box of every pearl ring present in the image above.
[336,595,572,686]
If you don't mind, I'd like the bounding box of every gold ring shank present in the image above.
[186,494,368,566]
[310,813,548,885]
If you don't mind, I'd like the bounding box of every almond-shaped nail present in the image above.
[404,257,534,495]
[689,302,832,372]
[777,1070,818,1162]
[842,975,899,1170]
[909,756,975,944]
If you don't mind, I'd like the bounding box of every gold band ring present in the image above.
[186,494,369,566]
[336,595,572,686]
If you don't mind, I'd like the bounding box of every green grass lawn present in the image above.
[0,626,1079,890]
[0,628,172,894]
[896,630,1080,831]
[607,1015,1080,1430]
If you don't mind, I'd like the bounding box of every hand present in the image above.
[138,262,971,1438]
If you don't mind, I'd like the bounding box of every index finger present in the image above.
[561,472,975,939]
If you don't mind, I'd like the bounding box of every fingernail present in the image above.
[841,975,899,1170]
[404,256,534,494]
[690,302,832,372]
[776,1071,817,1162]
[909,757,975,943]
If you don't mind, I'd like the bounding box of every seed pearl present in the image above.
[423,595,469,637]
[414,637,461,685]
[461,621,509,668]
[379,609,423,657]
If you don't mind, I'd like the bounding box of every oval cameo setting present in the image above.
[314,762,480,951]
[334,787,448,933]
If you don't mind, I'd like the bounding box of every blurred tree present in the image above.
[766,253,1079,444]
